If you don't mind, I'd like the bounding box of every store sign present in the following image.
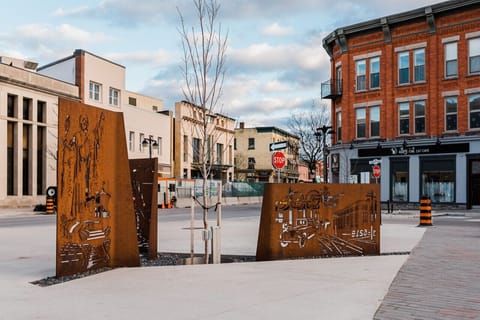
[358,143,469,158]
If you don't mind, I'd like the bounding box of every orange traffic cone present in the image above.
[161,202,165,209]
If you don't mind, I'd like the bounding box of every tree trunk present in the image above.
[202,163,209,264]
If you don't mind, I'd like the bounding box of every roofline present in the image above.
[236,126,300,140]
[38,49,125,71]
[322,0,480,57]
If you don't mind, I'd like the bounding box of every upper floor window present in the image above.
[370,57,380,89]
[192,138,201,163]
[139,133,144,152]
[216,143,223,164]
[370,106,380,137]
[399,102,410,135]
[248,157,255,170]
[129,131,135,151]
[89,81,101,101]
[414,49,425,82]
[444,42,458,78]
[109,88,120,106]
[335,65,342,93]
[445,96,457,132]
[128,96,137,106]
[469,94,480,129]
[248,137,255,150]
[356,60,366,91]
[469,38,480,74]
[356,108,366,138]
[398,52,410,84]
[414,101,426,134]
[336,111,342,142]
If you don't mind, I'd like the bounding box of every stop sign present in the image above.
[272,151,286,170]
[373,165,381,178]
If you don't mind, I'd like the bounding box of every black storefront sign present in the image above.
[358,143,469,158]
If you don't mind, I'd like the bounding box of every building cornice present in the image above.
[322,0,480,58]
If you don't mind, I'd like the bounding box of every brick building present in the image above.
[322,0,480,208]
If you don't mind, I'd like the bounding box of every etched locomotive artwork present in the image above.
[256,184,380,261]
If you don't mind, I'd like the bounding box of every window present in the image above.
[469,38,480,74]
[109,88,120,106]
[8,94,16,117]
[248,157,255,170]
[336,111,342,142]
[335,65,342,94]
[139,133,144,152]
[370,106,380,137]
[356,60,366,91]
[248,138,255,150]
[128,96,137,106]
[421,158,455,203]
[469,94,480,129]
[445,42,458,78]
[216,143,223,164]
[157,137,162,156]
[399,103,410,135]
[414,101,426,134]
[192,138,201,163]
[414,49,425,82]
[234,138,237,150]
[129,131,135,151]
[23,98,32,120]
[370,57,380,89]
[183,135,188,162]
[89,81,101,101]
[445,97,457,131]
[398,52,410,84]
[356,108,366,138]
[37,101,46,123]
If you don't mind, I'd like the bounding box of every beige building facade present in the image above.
[0,57,79,207]
[174,101,235,183]
[38,50,173,177]
[1,49,172,208]
[234,123,300,182]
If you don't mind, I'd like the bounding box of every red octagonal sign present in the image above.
[272,151,286,170]
[373,165,381,178]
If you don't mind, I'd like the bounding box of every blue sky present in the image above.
[0,0,445,128]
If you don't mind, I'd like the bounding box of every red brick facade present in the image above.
[322,0,480,208]
[324,2,480,144]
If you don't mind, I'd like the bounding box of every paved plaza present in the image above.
[0,205,478,319]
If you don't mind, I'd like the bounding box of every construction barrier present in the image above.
[419,196,433,226]
[46,198,55,214]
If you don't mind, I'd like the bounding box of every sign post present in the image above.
[272,151,286,183]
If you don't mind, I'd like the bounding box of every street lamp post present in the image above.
[142,137,158,159]
[316,125,334,183]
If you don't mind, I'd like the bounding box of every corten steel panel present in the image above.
[56,98,140,277]
[256,183,380,261]
[129,158,158,260]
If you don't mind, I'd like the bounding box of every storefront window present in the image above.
[421,158,455,203]
[391,158,408,202]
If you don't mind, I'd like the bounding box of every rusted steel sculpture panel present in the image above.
[256,183,380,261]
[129,158,158,260]
[56,98,140,277]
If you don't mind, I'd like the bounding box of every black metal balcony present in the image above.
[321,79,342,99]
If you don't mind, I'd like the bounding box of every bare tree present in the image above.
[177,0,228,264]
[288,101,330,182]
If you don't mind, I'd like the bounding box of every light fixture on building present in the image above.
[142,137,159,159]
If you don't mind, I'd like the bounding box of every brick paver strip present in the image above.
[375,223,480,320]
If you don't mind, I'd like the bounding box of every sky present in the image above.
[0,0,446,129]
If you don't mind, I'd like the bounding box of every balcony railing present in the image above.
[321,79,342,99]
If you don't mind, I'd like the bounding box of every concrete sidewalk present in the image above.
[0,206,427,320]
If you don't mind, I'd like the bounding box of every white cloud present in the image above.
[52,6,91,17]
[106,49,172,66]
[261,22,292,36]
[13,23,109,45]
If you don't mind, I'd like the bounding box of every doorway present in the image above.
[468,158,480,208]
